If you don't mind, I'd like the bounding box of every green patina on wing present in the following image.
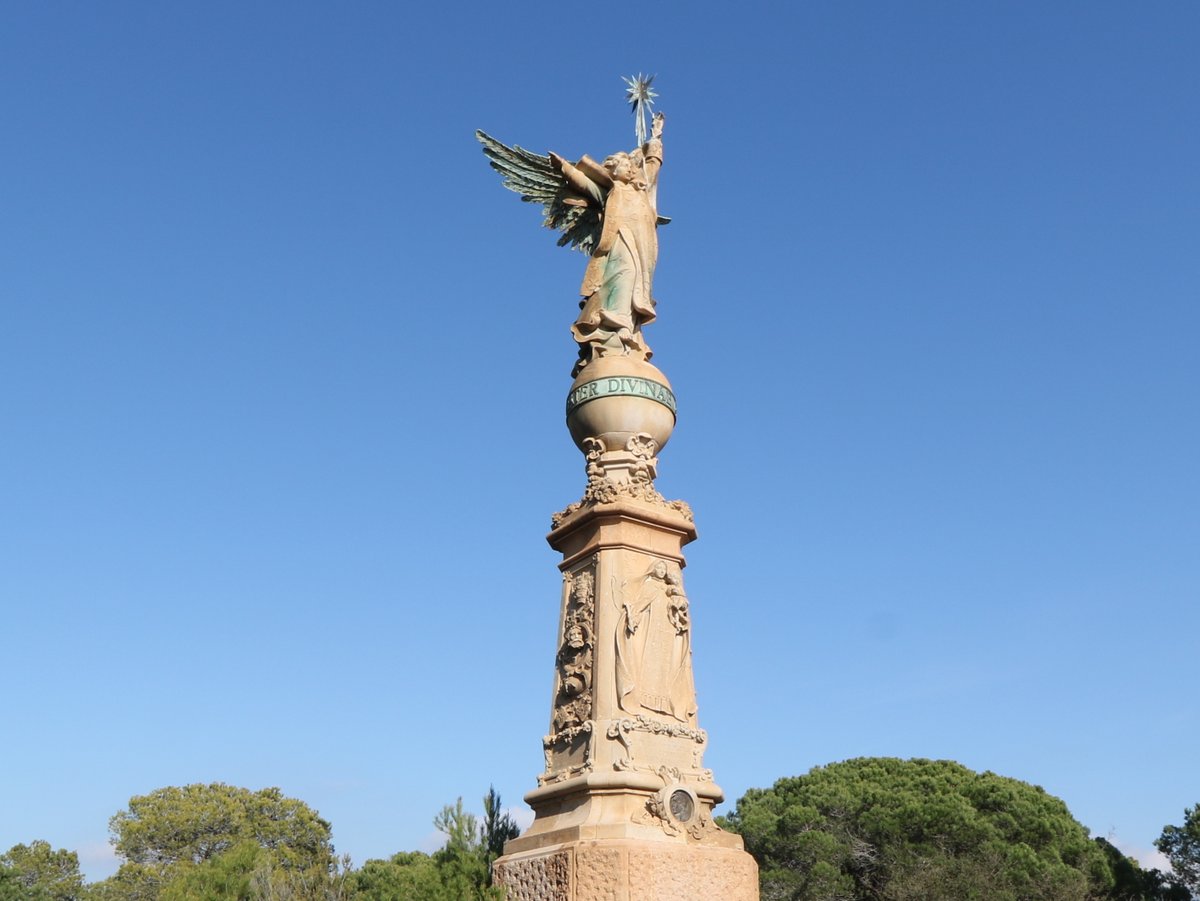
[476,130,603,255]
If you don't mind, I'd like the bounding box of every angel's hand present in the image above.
[651,112,665,139]
[549,151,566,171]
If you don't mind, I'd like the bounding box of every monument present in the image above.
[477,78,760,901]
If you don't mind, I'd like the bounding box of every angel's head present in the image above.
[603,152,633,182]
[604,151,646,188]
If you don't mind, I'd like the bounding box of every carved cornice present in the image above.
[552,487,694,531]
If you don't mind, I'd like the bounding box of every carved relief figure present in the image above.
[614,560,696,723]
[664,569,698,721]
[615,560,662,714]
[476,111,668,376]
[553,567,595,733]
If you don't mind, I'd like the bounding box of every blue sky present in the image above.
[2,1,1196,881]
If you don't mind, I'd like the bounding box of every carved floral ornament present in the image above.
[606,714,707,749]
[583,436,604,465]
[627,433,656,460]
[551,432,693,527]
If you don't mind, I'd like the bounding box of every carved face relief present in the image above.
[550,561,598,737]
[565,622,586,649]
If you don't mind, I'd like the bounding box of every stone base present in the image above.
[494,839,759,901]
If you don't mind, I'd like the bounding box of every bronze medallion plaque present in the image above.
[669,788,695,823]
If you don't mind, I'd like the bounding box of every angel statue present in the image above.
[477,111,667,376]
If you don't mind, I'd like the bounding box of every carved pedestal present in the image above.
[493,483,758,900]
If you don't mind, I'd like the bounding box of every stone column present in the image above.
[493,357,759,901]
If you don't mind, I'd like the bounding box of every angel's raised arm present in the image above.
[550,153,611,208]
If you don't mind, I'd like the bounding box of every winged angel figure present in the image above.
[477,112,666,376]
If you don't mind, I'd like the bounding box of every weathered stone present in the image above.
[494,841,759,901]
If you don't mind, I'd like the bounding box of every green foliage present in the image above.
[430,799,503,900]
[1095,837,1191,901]
[86,783,517,900]
[0,878,15,901]
[0,841,85,901]
[350,852,453,901]
[98,840,353,901]
[722,758,1126,901]
[96,784,335,901]
[479,786,520,882]
[157,840,261,901]
[159,842,354,901]
[431,799,478,859]
[349,797,507,901]
[109,784,333,871]
[1156,804,1200,897]
[86,862,163,901]
[0,866,23,901]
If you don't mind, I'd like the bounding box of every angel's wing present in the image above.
[476,130,603,255]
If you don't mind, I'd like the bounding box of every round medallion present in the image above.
[669,788,695,823]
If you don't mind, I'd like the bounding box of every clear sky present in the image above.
[2,0,1196,882]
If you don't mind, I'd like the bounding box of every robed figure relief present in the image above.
[476,111,667,376]
[614,560,697,724]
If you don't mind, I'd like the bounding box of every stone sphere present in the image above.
[565,356,676,454]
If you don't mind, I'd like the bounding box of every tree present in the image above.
[158,841,260,901]
[350,852,450,901]
[1095,837,1190,901]
[155,841,354,901]
[430,798,499,899]
[0,841,84,901]
[1156,804,1200,897]
[0,865,19,901]
[95,783,336,901]
[722,757,1129,901]
[86,862,163,901]
[109,784,333,871]
[352,794,510,901]
[432,798,479,859]
[479,786,520,877]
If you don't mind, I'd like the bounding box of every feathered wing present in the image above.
[476,130,603,254]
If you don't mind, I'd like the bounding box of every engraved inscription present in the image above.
[566,376,677,417]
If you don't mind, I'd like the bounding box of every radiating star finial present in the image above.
[623,74,658,147]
